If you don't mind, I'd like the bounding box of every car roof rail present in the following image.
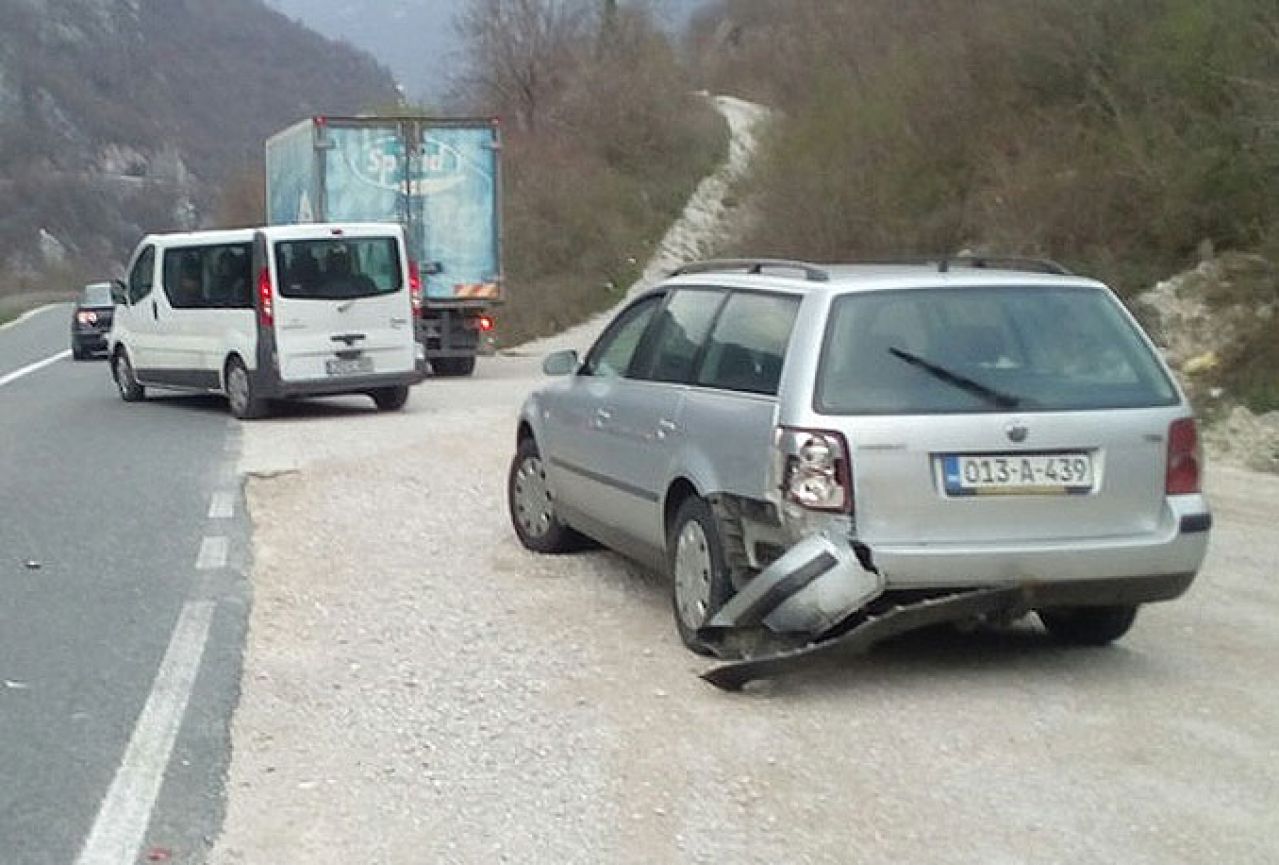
[670,258,831,282]
[942,255,1073,275]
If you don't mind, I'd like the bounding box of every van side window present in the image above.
[696,292,800,396]
[583,294,663,378]
[638,289,726,383]
[127,246,155,304]
[162,244,253,309]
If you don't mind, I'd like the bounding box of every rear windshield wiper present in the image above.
[888,346,1023,409]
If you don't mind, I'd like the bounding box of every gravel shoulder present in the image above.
[213,364,1278,865]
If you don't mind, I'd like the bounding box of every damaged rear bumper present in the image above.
[698,525,1203,690]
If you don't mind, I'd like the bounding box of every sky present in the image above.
[264,0,708,104]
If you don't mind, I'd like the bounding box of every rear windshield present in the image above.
[816,286,1179,414]
[82,284,113,306]
[274,238,402,300]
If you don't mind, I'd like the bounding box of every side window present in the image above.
[583,295,663,378]
[163,244,253,309]
[639,289,726,383]
[127,246,155,304]
[696,293,800,395]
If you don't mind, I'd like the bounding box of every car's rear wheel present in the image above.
[1039,605,1138,646]
[225,357,267,420]
[112,350,145,402]
[508,437,576,553]
[72,343,88,361]
[370,385,410,411]
[433,355,476,377]
[669,497,734,656]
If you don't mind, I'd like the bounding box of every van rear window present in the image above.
[274,238,402,300]
[816,286,1179,414]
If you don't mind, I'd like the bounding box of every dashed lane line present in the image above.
[207,491,236,520]
[195,536,229,571]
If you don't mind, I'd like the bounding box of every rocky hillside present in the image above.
[0,0,398,291]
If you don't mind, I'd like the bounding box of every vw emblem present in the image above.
[1006,420,1029,443]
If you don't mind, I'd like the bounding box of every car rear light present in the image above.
[408,260,423,317]
[257,267,273,327]
[477,314,494,332]
[1166,417,1202,494]
[777,427,853,513]
[76,310,98,325]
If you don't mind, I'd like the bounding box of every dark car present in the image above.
[70,282,117,360]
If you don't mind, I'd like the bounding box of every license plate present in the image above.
[942,453,1093,496]
[325,356,373,376]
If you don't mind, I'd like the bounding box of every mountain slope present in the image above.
[0,0,398,289]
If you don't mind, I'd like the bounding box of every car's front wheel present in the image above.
[508,437,576,554]
[1039,605,1138,646]
[669,497,735,656]
[112,350,145,402]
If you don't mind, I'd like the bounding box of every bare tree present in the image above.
[457,0,591,132]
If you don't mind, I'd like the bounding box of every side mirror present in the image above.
[542,349,578,377]
[110,279,127,305]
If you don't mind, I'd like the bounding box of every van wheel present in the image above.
[433,356,476,377]
[225,357,267,420]
[508,437,577,554]
[371,385,410,411]
[1039,605,1138,646]
[669,497,734,656]
[112,350,145,402]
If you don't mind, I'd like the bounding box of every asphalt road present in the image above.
[0,305,249,865]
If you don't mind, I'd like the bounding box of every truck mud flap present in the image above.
[701,586,1025,691]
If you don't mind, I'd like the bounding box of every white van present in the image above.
[108,223,426,418]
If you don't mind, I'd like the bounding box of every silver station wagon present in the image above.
[508,258,1211,679]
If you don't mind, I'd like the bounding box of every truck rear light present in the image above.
[408,260,423,317]
[1166,417,1201,494]
[257,267,274,327]
[777,427,853,513]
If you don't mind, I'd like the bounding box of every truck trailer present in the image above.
[266,116,502,376]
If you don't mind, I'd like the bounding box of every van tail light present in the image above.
[256,267,273,327]
[408,260,423,317]
[777,427,853,513]
[1166,417,1202,494]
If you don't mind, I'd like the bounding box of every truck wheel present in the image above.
[225,357,268,420]
[669,497,734,656]
[370,385,410,411]
[1039,605,1138,646]
[433,355,476,377]
[508,437,577,554]
[112,350,145,402]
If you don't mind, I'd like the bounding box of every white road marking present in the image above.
[195,537,228,571]
[208,491,235,520]
[0,303,59,333]
[74,600,216,865]
[0,350,72,389]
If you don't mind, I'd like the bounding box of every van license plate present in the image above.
[943,453,1093,496]
[325,356,373,376]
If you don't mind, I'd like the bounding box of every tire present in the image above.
[668,496,735,656]
[1039,605,1139,646]
[508,437,577,554]
[433,355,476,377]
[224,357,268,420]
[72,343,87,361]
[112,350,145,402]
[370,385,410,411]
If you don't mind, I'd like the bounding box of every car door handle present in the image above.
[151,299,158,320]
[593,408,612,427]
[656,418,678,440]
